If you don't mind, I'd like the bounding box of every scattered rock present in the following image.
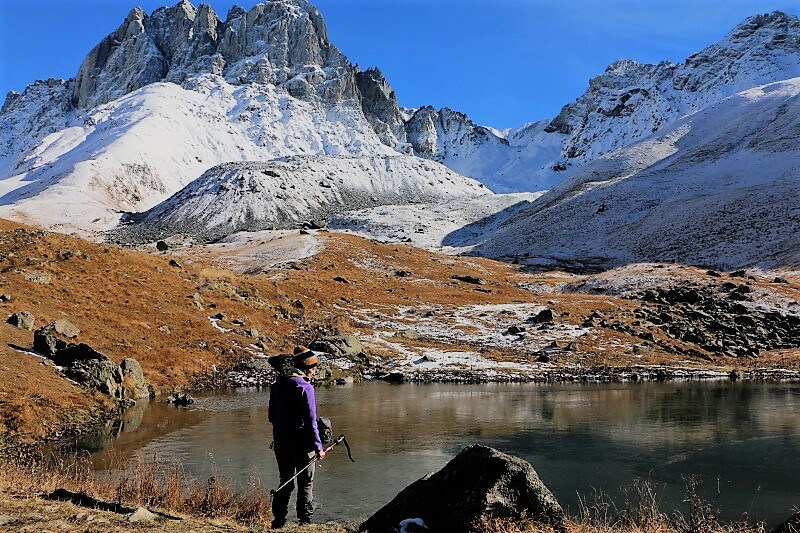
[127,507,157,523]
[507,325,526,334]
[536,352,551,363]
[528,308,554,324]
[773,277,789,284]
[166,392,195,406]
[23,270,52,284]
[168,259,183,268]
[378,372,406,384]
[6,311,34,330]
[155,241,169,251]
[395,270,411,277]
[451,275,486,285]
[393,330,421,340]
[706,270,721,277]
[729,270,747,278]
[210,312,227,320]
[564,341,578,352]
[729,370,742,382]
[157,325,171,334]
[310,335,363,358]
[360,445,565,532]
[333,276,352,284]
[0,294,11,302]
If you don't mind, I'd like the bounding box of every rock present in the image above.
[360,445,565,532]
[267,354,295,375]
[507,325,526,334]
[127,507,157,523]
[729,269,747,278]
[0,294,11,302]
[395,270,411,277]
[528,308,554,324]
[536,352,551,363]
[23,270,52,284]
[393,330,421,340]
[706,270,721,277]
[6,311,34,331]
[53,318,80,338]
[33,324,71,356]
[773,277,789,284]
[310,335,363,358]
[564,341,578,352]
[772,509,800,533]
[121,358,149,399]
[166,392,194,406]
[451,275,486,285]
[57,344,125,399]
[333,276,352,284]
[157,325,171,334]
[378,372,406,384]
[210,312,227,320]
[729,370,742,382]
[168,259,183,268]
[155,241,169,251]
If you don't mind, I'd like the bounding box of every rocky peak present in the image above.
[355,67,407,148]
[71,0,357,109]
[543,10,800,162]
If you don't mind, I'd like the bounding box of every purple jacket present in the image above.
[268,374,323,453]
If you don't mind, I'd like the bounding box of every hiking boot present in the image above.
[271,518,286,529]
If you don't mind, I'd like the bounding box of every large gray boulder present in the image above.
[6,311,34,331]
[359,445,565,533]
[310,335,363,358]
[120,358,149,399]
[55,344,125,400]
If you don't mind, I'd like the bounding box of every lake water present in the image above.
[78,381,800,526]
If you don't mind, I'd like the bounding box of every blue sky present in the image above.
[1,0,797,128]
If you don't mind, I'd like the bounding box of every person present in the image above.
[268,346,326,528]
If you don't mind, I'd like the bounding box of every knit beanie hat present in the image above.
[292,345,319,369]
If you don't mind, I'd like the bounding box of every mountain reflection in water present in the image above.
[81,381,800,526]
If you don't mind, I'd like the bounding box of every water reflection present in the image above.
[83,382,800,526]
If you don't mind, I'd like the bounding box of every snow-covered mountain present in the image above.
[0,0,442,233]
[400,11,800,192]
[112,155,487,243]
[473,78,800,270]
[1,1,800,254]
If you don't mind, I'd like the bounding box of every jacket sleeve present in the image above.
[302,384,323,452]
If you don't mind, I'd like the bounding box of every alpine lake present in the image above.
[73,380,800,527]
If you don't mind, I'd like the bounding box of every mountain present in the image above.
[112,154,487,243]
[0,0,455,234]
[403,11,800,192]
[2,3,800,244]
[473,77,800,270]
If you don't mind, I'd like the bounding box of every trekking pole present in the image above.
[269,434,355,500]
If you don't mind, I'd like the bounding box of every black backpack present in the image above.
[317,416,333,445]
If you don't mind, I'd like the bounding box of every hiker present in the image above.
[268,346,326,528]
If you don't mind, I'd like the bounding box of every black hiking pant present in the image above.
[272,441,316,523]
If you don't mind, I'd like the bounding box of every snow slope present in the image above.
[475,78,800,270]
[113,154,488,243]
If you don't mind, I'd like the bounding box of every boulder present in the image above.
[6,311,34,331]
[53,318,80,338]
[58,344,125,399]
[121,358,149,399]
[772,509,800,533]
[528,308,554,324]
[33,325,70,356]
[360,445,565,532]
[451,275,486,285]
[310,335,363,358]
[166,392,194,406]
